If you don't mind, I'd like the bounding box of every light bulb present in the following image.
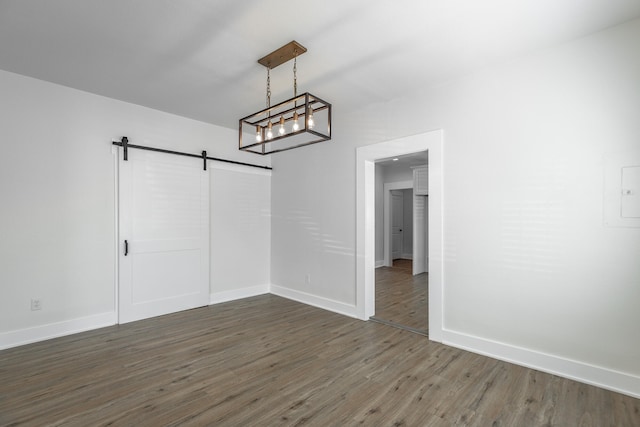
[278,116,286,136]
[292,111,300,131]
[255,125,262,142]
[307,107,315,129]
[266,122,273,140]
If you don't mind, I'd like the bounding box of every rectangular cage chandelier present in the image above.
[239,41,332,155]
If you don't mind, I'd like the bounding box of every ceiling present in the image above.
[377,151,428,169]
[1,1,639,132]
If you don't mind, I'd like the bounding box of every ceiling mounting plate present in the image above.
[258,40,307,69]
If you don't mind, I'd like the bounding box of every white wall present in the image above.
[210,164,271,303]
[270,140,357,315]
[0,70,270,348]
[383,163,414,183]
[270,19,640,396]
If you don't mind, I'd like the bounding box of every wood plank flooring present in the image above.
[374,259,428,334]
[1,294,638,426]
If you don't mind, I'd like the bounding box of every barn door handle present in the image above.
[124,240,129,256]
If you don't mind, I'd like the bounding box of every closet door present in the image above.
[118,149,209,324]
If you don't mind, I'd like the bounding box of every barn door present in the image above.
[118,149,209,324]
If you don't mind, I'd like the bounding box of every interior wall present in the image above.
[270,139,356,312]
[0,70,271,348]
[210,164,271,303]
[270,18,640,391]
[383,163,414,183]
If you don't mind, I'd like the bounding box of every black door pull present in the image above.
[124,240,129,256]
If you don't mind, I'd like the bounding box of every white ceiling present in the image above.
[1,0,639,132]
[377,151,428,169]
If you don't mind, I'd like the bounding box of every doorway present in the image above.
[355,130,443,342]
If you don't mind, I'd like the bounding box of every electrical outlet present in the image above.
[31,299,42,311]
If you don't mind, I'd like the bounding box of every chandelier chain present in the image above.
[293,52,298,98]
[266,67,271,108]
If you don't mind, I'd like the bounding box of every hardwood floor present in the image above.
[1,295,638,426]
[374,259,428,334]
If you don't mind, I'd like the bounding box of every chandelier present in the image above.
[239,41,331,155]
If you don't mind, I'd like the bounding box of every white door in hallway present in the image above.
[391,190,404,260]
[118,149,209,324]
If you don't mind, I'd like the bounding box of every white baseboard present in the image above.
[210,284,270,305]
[375,260,385,268]
[0,311,117,351]
[442,329,640,399]
[270,284,359,319]
[401,253,413,260]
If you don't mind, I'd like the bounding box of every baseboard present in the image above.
[442,329,640,399]
[270,284,359,319]
[210,284,270,305]
[375,260,385,268]
[401,253,413,260]
[0,311,117,351]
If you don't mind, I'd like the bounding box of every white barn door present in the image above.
[118,149,209,324]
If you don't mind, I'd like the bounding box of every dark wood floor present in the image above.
[374,259,428,334]
[1,294,638,426]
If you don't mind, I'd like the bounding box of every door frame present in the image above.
[383,181,412,267]
[356,130,444,342]
[413,192,428,275]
